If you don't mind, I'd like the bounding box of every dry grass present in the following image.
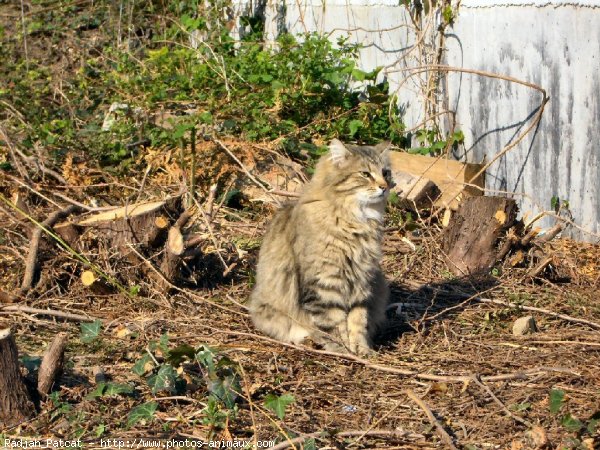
[1,147,599,449]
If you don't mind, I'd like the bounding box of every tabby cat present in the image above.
[249,139,393,355]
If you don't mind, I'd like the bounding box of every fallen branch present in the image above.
[471,375,531,427]
[21,205,80,292]
[405,389,458,450]
[38,332,68,396]
[1,305,99,322]
[526,255,554,279]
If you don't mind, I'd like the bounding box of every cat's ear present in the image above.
[374,141,392,154]
[328,139,350,165]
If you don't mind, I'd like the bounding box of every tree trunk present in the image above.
[0,328,36,428]
[443,196,518,275]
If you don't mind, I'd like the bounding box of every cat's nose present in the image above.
[375,176,388,190]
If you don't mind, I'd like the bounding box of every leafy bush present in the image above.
[0,1,406,171]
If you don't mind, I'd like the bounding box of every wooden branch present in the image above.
[471,376,531,427]
[534,223,563,244]
[205,183,218,219]
[405,389,458,450]
[526,255,554,279]
[0,328,35,427]
[37,332,68,396]
[21,205,80,292]
[1,305,99,322]
[214,139,270,192]
[14,146,67,185]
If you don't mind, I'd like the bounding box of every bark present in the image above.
[443,196,518,275]
[0,328,36,427]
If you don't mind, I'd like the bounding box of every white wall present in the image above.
[243,0,600,241]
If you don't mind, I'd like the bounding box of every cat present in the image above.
[249,139,393,356]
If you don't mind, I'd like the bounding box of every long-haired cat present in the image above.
[249,139,393,355]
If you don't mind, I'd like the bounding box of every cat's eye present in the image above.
[360,171,373,179]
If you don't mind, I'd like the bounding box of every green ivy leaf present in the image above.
[549,388,565,414]
[351,68,366,81]
[561,413,584,432]
[133,354,155,376]
[80,320,102,343]
[148,364,177,394]
[208,372,240,409]
[104,382,134,396]
[195,346,216,374]
[264,393,295,420]
[303,438,317,450]
[158,333,170,357]
[87,382,133,399]
[586,411,600,434]
[510,402,531,412]
[94,423,105,438]
[87,382,107,399]
[127,401,158,427]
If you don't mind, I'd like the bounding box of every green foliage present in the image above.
[547,389,599,443]
[87,382,134,399]
[147,364,180,394]
[131,335,241,433]
[549,388,565,414]
[0,2,412,174]
[80,320,103,343]
[127,401,158,427]
[408,129,464,156]
[264,393,295,420]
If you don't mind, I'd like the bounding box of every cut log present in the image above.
[54,197,182,250]
[81,271,114,295]
[389,152,485,210]
[392,171,441,209]
[38,332,68,396]
[442,196,518,275]
[0,328,36,427]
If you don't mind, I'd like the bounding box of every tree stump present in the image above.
[0,328,35,428]
[443,196,518,275]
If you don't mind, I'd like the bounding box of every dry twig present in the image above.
[1,305,98,322]
[405,389,458,450]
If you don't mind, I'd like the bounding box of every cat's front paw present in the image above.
[352,343,375,358]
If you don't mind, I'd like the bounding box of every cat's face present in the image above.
[319,139,394,207]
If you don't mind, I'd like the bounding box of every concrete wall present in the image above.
[240,0,600,241]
